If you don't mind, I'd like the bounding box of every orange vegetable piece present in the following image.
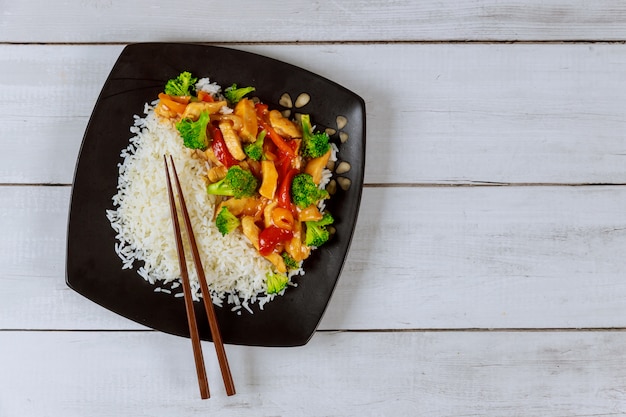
[259,160,279,200]
[234,98,258,142]
[157,93,188,115]
[304,149,331,184]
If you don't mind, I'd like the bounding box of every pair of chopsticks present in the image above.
[164,155,235,399]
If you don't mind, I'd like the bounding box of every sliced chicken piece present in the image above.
[269,110,301,138]
[181,100,227,120]
[219,120,246,161]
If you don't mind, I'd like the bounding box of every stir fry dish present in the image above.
[156,72,336,295]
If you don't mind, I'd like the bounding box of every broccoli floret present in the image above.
[281,252,299,271]
[266,272,289,295]
[175,110,210,150]
[224,83,255,104]
[206,166,258,198]
[305,212,334,247]
[300,114,331,159]
[290,173,329,209]
[215,206,240,236]
[164,71,197,97]
[244,130,267,161]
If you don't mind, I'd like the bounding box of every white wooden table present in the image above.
[3,2,626,415]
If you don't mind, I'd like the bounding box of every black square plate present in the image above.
[66,43,365,347]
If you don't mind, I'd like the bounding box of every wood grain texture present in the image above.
[4,185,626,331]
[3,44,626,185]
[4,3,626,414]
[4,1,626,42]
[1,330,625,416]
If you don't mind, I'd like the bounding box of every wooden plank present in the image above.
[3,43,626,185]
[247,43,626,185]
[5,1,626,42]
[0,186,140,329]
[4,185,626,330]
[0,45,119,184]
[326,185,626,330]
[1,330,625,416]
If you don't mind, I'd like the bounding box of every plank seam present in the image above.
[2,40,626,46]
[3,328,626,333]
[3,183,626,188]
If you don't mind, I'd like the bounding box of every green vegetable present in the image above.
[243,130,267,161]
[304,212,334,247]
[300,114,331,159]
[224,83,255,104]
[206,166,258,198]
[281,252,299,271]
[290,173,329,209]
[164,71,197,97]
[266,272,289,294]
[215,206,240,236]
[175,110,210,150]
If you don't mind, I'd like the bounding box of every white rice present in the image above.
[196,77,222,96]
[106,100,279,310]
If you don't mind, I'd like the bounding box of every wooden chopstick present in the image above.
[164,156,210,399]
[164,155,236,398]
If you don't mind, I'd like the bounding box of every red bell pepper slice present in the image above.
[258,226,293,256]
[277,168,298,209]
[208,123,238,167]
[255,104,295,158]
